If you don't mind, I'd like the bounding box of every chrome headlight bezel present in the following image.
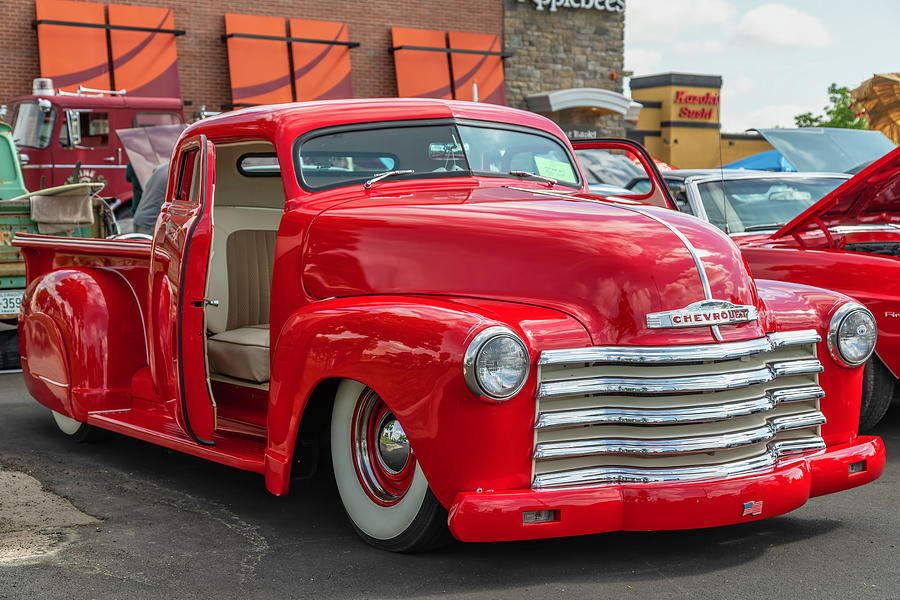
[827,302,877,368]
[462,326,530,402]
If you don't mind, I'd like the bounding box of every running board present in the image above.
[87,408,266,473]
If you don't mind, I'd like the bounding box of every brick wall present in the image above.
[503,0,625,136]
[0,0,504,110]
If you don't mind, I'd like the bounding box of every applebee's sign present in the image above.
[518,0,625,12]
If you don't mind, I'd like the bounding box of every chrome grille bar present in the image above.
[533,411,826,459]
[538,329,820,366]
[537,358,822,399]
[535,385,824,429]
[532,438,826,489]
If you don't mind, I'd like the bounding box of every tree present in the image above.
[794,83,867,129]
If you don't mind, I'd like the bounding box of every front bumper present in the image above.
[447,436,884,543]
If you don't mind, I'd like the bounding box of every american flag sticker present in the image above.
[742,501,764,516]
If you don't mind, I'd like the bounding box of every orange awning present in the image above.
[225,14,293,106]
[289,19,354,101]
[108,4,180,97]
[391,28,510,103]
[391,28,453,99]
[35,0,111,92]
[35,0,184,96]
[447,32,506,105]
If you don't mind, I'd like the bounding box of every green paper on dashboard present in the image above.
[534,156,576,183]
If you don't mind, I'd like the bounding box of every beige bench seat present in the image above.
[207,324,270,383]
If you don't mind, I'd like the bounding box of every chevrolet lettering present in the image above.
[646,300,759,329]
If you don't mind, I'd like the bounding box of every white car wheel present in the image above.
[51,410,95,442]
[330,379,449,551]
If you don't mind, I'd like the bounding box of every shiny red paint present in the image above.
[13,100,885,543]
[729,150,900,379]
[448,436,885,543]
[9,94,183,207]
[775,145,900,238]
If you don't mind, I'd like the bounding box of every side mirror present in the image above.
[66,110,81,146]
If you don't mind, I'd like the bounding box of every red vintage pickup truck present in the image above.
[14,100,885,551]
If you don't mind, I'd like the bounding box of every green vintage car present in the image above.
[0,121,115,368]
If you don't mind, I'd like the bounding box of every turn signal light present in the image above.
[848,460,867,474]
[523,509,560,524]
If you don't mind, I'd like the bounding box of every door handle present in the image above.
[190,298,219,307]
[103,156,116,162]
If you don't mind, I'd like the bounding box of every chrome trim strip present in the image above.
[829,224,900,234]
[533,410,825,459]
[535,385,824,429]
[21,163,126,169]
[532,438,826,488]
[771,438,827,456]
[768,330,822,348]
[537,358,822,399]
[538,330,820,366]
[772,359,824,376]
[506,185,723,341]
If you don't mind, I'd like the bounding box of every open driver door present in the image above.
[571,138,676,210]
[149,134,217,445]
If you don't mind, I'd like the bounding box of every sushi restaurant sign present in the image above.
[518,0,625,12]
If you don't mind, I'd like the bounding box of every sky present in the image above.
[624,0,900,132]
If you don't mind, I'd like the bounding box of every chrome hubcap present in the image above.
[376,415,410,474]
[351,388,416,505]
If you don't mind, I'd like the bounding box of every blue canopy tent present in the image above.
[724,149,795,172]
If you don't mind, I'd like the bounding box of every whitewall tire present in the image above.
[51,410,96,442]
[330,379,450,552]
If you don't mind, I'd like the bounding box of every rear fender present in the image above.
[264,296,590,503]
[20,267,148,420]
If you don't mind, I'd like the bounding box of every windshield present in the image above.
[295,122,580,191]
[695,176,848,234]
[12,102,56,149]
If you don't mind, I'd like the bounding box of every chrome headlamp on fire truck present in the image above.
[463,326,530,401]
[828,302,877,367]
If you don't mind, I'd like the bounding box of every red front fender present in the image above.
[263,296,589,503]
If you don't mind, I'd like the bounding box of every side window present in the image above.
[133,112,183,127]
[174,148,199,204]
[81,112,109,147]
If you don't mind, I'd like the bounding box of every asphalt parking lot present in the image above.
[0,371,897,600]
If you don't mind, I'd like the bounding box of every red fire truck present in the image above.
[8,81,183,213]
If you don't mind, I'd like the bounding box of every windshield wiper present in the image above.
[508,170,557,187]
[742,222,787,232]
[364,169,415,189]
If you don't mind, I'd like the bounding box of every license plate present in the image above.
[0,290,24,318]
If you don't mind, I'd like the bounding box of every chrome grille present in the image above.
[533,330,825,489]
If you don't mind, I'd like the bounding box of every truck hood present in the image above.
[773,145,900,239]
[302,186,764,345]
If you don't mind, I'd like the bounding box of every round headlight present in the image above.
[463,326,530,401]
[828,302,877,367]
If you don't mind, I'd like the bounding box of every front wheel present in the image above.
[51,410,96,442]
[330,380,450,552]
[859,356,896,431]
